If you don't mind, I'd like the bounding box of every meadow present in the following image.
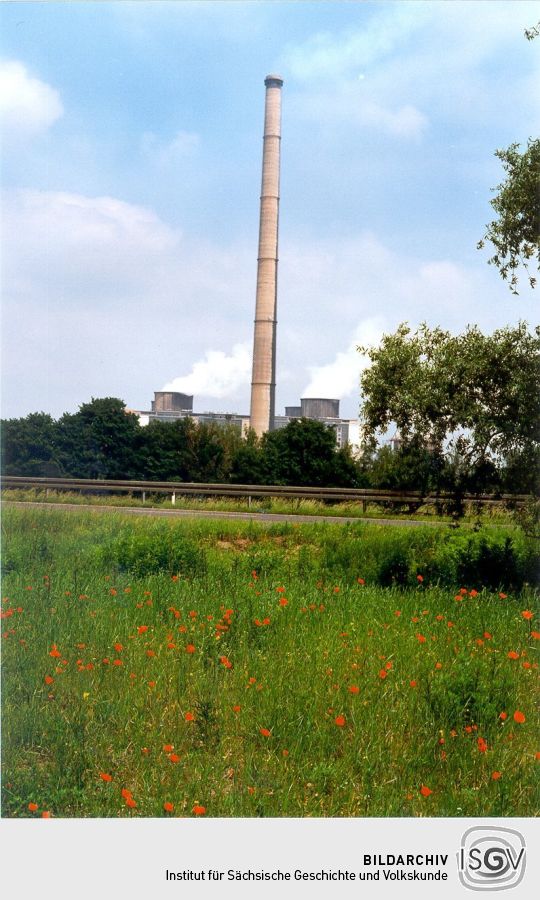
[1,505,538,818]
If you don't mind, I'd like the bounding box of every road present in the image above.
[3,500,445,527]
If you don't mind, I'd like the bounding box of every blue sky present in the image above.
[1,0,539,420]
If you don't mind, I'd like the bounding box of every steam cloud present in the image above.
[302,318,384,398]
[162,343,251,399]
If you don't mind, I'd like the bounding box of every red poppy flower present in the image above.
[348,685,360,694]
[420,785,432,797]
[416,574,424,583]
[522,610,534,620]
[416,633,426,643]
[185,644,196,654]
[168,753,181,763]
[44,675,54,685]
[41,811,51,818]
[334,715,346,727]
[513,710,526,724]
[507,651,519,660]
[163,802,174,813]
[192,805,206,815]
[492,771,502,780]
[259,728,271,737]
[28,802,38,812]
[99,773,112,782]
[137,625,149,634]
[499,712,508,721]
[184,712,195,722]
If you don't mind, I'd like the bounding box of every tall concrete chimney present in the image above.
[249,74,283,437]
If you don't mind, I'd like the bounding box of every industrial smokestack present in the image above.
[249,74,283,437]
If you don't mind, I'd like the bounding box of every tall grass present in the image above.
[1,506,538,818]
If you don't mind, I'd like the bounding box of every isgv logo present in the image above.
[458,827,526,891]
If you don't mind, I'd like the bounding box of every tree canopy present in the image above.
[358,322,540,485]
[478,139,540,294]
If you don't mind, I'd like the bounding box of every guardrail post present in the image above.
[171,492,176,505]
[248,495,252,508]
[142,491,146,504]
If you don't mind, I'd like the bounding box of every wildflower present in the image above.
[483,632,492,640]
[168,754,181,763]
[184,712,195,722]
[492,771,502,780]
[507,651,519,660]
[357,578,365,585]
[137,625,149,634]
[279,597,288,607]
[522,610,534,621]
[163,802,174,813]
[232,705,241,713]
[499,592,507,599]
[378,669,387,679]
[417,575,424,583]
[41,811,51,818]
[348,685,360,694]
[28,802,38,812]
[435,662,442,670]
[148,681,156,688]
[499,712,507,721]
[409,680,417,688]
[334,715,346,727]
[125,797,137,809]
[163,744,174,753]
[113,659,123,666]
[531,631,540,640]
[192,805,206,815]
[477,737,488,753]
[513,710,526,724]
[220,655,232,669]
[259,728,271,737]
[114,643,123,652]
[185,644,196,654]
[282,749,289,757]
[416,633,426,643]
[469,589,478,597]
[44,675,54,685]
[49,645,61,658]
[420,785,432,797]
[121,788,132,800]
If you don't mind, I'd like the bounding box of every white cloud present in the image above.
[0,60,63,136]
[303,319,384,399]
[141,129,200,165]
[163,343,251,399]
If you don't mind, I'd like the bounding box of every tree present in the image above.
[261,418,359,487]
[56,398,141,479]
[1,412,61,476]
[478,139,540,294]
[477,25,539,294]
[358,323,540,490]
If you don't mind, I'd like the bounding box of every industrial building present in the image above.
[134,392,359,450]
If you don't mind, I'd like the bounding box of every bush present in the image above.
[105,526,206,577]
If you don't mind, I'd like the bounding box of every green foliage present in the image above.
[104,526,206,577]
[261,417,360,487]
[478,139,540,293]
[359,322,540,492]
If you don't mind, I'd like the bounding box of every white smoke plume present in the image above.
[162,342,251,399]
[302,318,384,399]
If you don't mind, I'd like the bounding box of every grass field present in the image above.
[1,505,538,818]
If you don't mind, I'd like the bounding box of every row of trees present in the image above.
[2,319,539,496]
[1,400,360,488]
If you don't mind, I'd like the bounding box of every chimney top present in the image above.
[265,74,284,88]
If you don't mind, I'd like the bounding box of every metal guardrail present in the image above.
[0,475,531,511]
